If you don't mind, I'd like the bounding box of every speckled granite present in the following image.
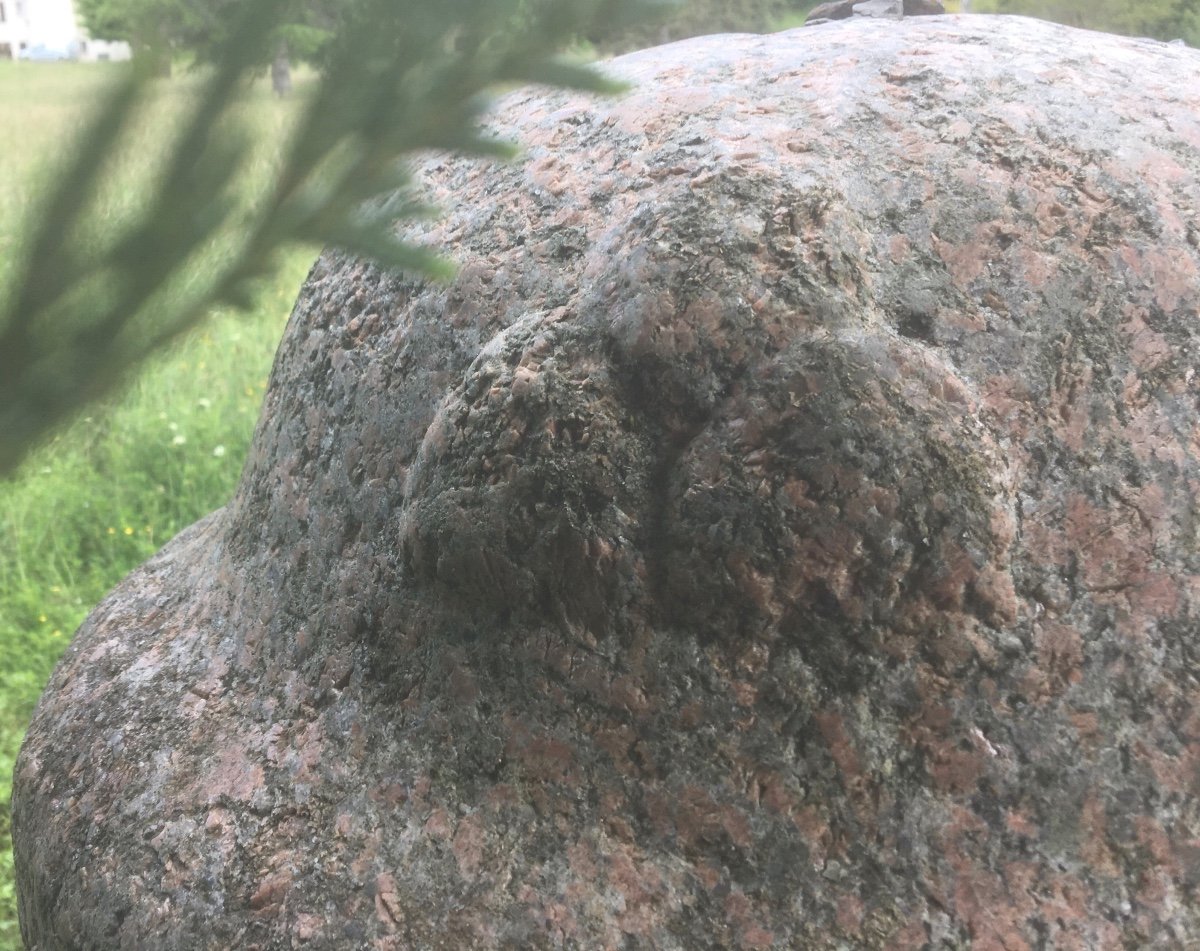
[14,15,1200,950]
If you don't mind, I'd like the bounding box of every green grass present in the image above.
[0,61,316,947]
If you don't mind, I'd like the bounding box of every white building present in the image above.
[0,0,131,61]
[0,0,30,58]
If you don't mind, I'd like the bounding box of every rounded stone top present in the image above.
[14,17,1200,950]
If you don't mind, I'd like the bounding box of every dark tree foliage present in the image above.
[77,0,348,66]
[76,0,191,55]
[590,0,818,53]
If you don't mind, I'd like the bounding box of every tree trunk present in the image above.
[270,45,292,98]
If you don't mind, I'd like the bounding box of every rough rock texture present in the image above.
[806,0,944,24]
[850,0,903,19]
[14,15,1200,950]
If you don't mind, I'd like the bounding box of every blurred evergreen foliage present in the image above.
[0,0,662,477]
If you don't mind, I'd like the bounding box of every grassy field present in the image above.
[0,60,316,946]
